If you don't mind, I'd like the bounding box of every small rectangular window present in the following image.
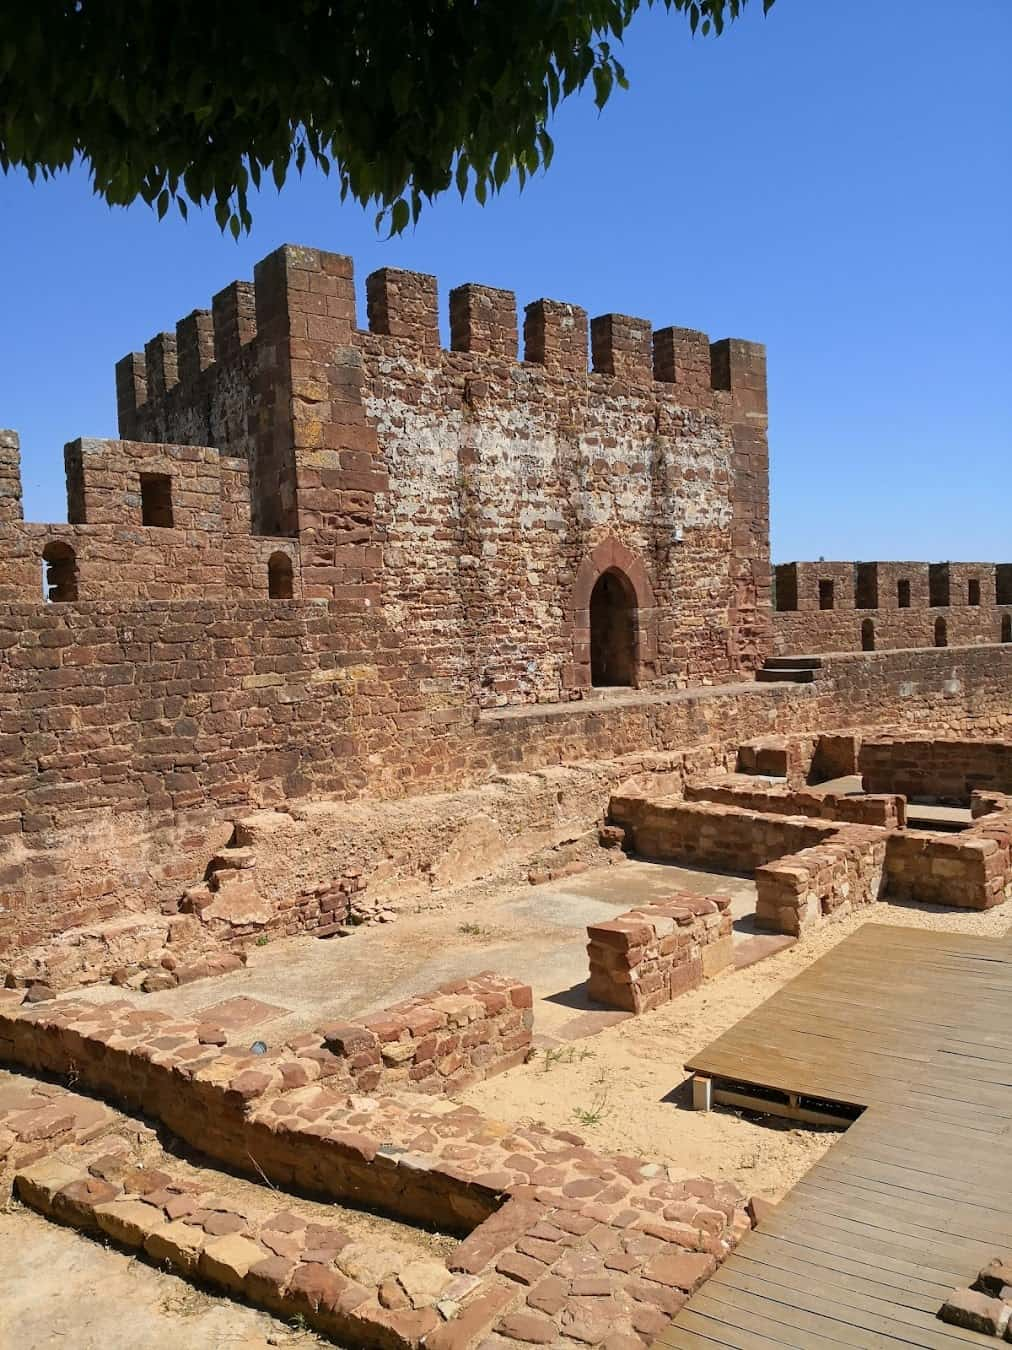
[818,579,834,610]
[968,579,981,606]
[855,563,878,610]
[140,473,173,527]
[897,579,911,608]
[929,564,950,607]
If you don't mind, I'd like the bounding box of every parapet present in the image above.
[115,276,261,438]
[116,243,767,441]
[365,258,766,410]
[775,560,1008,613]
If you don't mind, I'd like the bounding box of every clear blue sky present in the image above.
[1,0,1008,561]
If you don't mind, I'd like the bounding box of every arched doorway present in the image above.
[590,568,637,687]
[268,551,294,599]
[934,617,948,648]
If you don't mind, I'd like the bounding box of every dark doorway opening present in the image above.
[590,569,637,687]
[268,551,294,599]
[934,617,948,647]
[897,579,911,608]
[861,618,875,651]
[140,473,174,527]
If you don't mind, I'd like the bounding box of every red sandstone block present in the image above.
[586,922,652,951]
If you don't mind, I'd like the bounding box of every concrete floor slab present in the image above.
[71,858,759,1046]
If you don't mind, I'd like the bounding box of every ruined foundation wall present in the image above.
[587,894,734,1013]
[684,776,905,827]
[859,736,1012,802]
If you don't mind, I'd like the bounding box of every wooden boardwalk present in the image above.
[657,923,1012,1349]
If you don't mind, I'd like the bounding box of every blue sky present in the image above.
[1,0,1008,560]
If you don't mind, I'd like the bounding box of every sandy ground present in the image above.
[0,1206,329,1350]
[461,897,1012,1202]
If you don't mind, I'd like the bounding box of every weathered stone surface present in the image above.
[94,1198,169,1247]
[199,1234,268,1290]
[144,1219,206,1272]
[939,1287,1011,1336]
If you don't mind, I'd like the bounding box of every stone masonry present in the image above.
[4,244,1012,967]
[0,241,777,955]
[774,560,1012,654]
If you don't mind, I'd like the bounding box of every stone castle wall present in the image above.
[3,242,1012,959]
[2,605,1012,958]
[774,560,1012,655]
[0,242,773,953]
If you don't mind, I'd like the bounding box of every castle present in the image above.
[0,242,1009,962]
[5,244,1012,1350]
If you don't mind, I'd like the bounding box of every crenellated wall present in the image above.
[774,560,1012,655]
[7,242,771,692]
[4,242,1010,961]
[107,246,773,699]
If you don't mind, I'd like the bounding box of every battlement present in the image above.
[116,245,766,442]
[0,429,299,604]
[366,264,766,406]
[773,560,1012,657]
[3,242,770,699]
[775,561,1007,613]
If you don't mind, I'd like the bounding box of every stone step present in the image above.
[755,666,816,684]
[761,656,823,671]
[15,1136,493,1349]
[0,1067,122,1195]
[732,932,797,972]
[0,978,755,1349]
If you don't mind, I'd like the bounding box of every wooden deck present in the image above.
[657,923,1012,1348]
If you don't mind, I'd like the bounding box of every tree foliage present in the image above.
[0,1,774,235]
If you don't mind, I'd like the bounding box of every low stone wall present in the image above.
[886,809,1012,910]
[735,735,817,785]
[755,827,890,935]
[860,736,1012,804]
[18,1149,472,1349]
[326,973,534,1096]
[686,775,905,828]
[3,911,248,997]
[0,1060,120,1194]
[773,606,1012,657]
[587,894,734,1013]
[16,1115,749,1350]
[611,795,838,874]
[0,988,753,1347]
[0,976,530,1232]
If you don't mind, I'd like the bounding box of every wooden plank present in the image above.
[737,1231,955,1307]
[664,925,1012,1348]
[751,1213,975,1290]
[706,1263,995,1348]
[663,1306,809,1349]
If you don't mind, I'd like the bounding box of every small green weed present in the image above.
[541,1045,594,1073]
[458,922,491,937]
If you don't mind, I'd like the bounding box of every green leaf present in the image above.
[0,0,771,234]
[389,197,410,235]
